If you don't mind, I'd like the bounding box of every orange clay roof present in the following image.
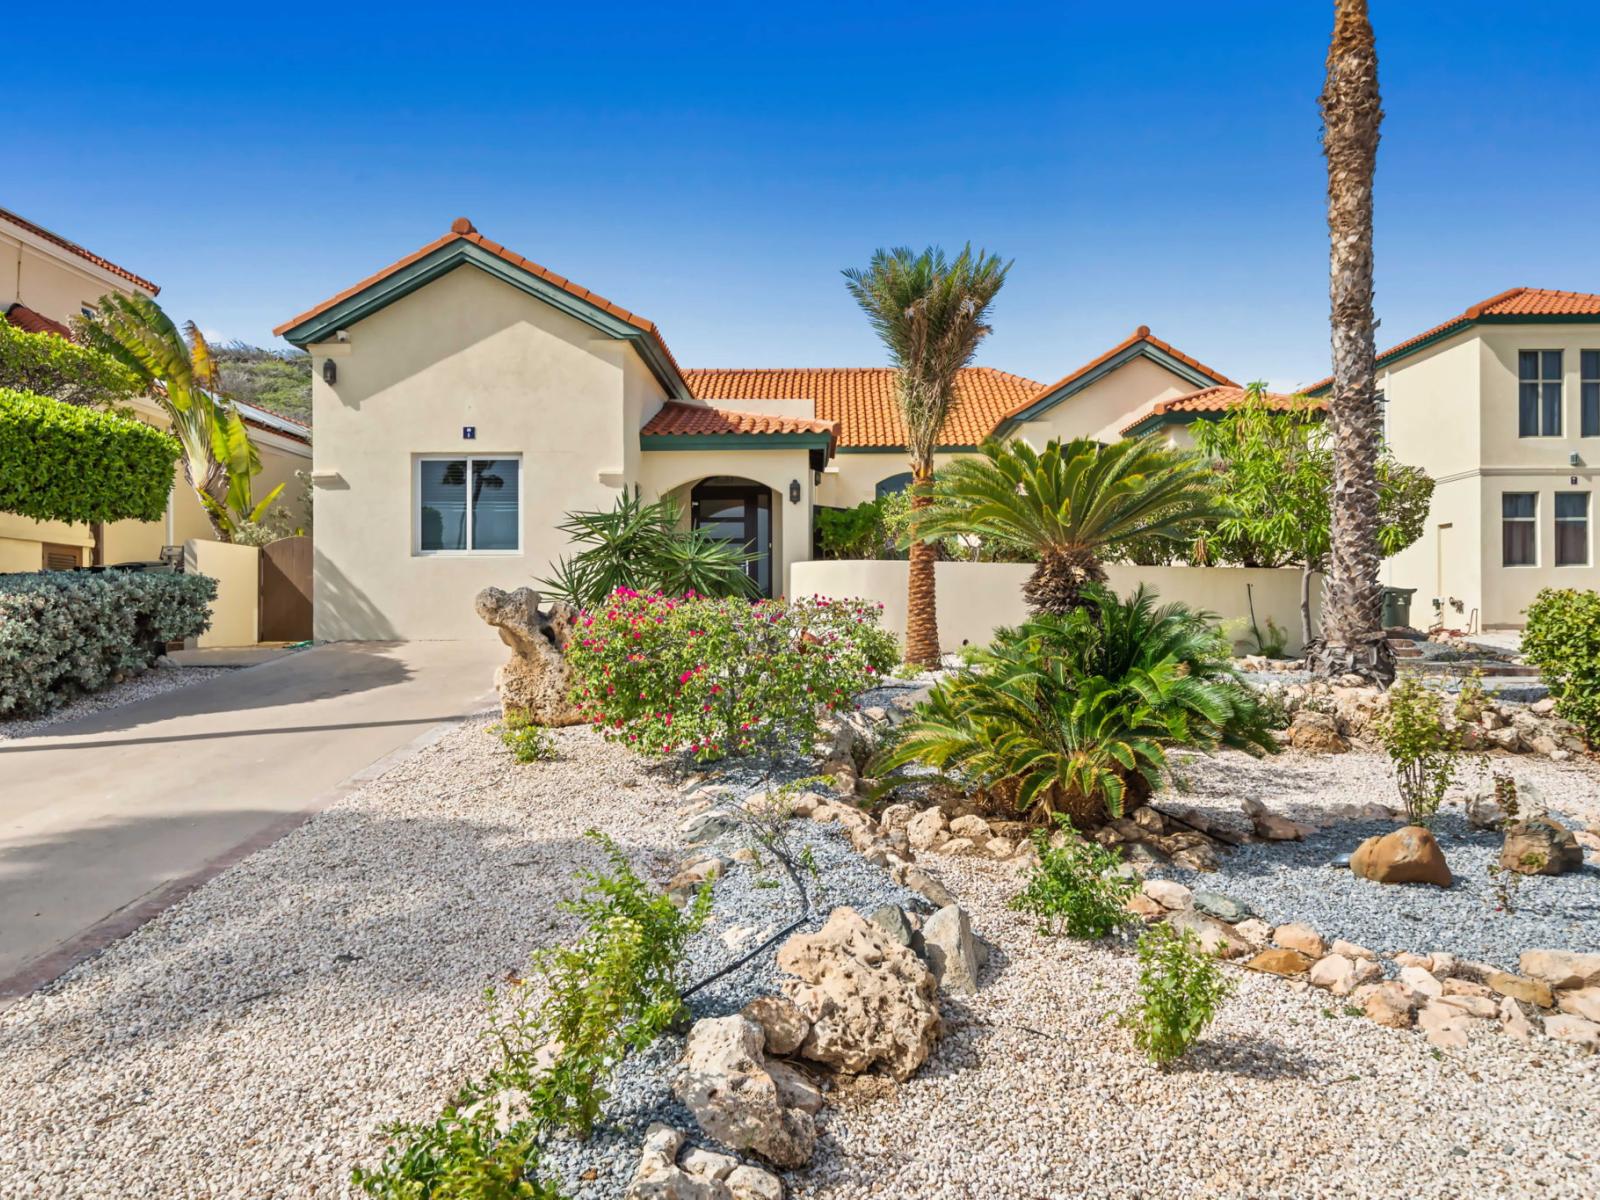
[684,366,1045,449]
[273,217,684,381]
[1305,288,1600,393]
[0,207,160,295]
[3,302,73,339]
[1005,325,1237,421]
[1119,385,1321,435]
[641,400,838,448]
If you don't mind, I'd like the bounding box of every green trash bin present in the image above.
[1381,586,1417,630]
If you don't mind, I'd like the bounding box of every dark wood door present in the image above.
[259,536,313,642]
[691,481,772,596]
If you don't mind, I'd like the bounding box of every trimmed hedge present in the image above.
[0,319,143,407]
[0,571,217,717]
[1523,587,1600,746]
[0,387,180,524]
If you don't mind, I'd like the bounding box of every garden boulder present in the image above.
[1499,817,1584,876]
[920,904,981,995]
[1286,710,1350,754]
[1349,825,1452,887]
[673,1015,818,1168]
[625,1123,786,1200]
[473,586,584,725]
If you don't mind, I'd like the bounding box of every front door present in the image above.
[690,479,772,596]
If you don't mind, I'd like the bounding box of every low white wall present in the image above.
[184,540,261,648]
[790,560,1322,654]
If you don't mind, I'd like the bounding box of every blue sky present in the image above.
[7,1,1599,391]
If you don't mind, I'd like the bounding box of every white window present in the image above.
[414,456,521,554]
[1518,350,1563,437]
[1556,492,1590,567]
[1502,493,1537,566]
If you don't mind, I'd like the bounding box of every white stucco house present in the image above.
[275,218,1236,641]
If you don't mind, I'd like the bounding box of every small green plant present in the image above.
[1375,677,1458,826]
[1454,667,1488,726]
[1523,587,1600,746]
[1249,616,1289,658]
[1009,816,1137,938]
[352,1107,560,1200]
[490,714,557,764]
[1121,923,1234,1066]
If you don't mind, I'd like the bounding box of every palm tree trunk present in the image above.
[1022,549,1109,616]
[1309,0,1394,686]
[904,462,941,668]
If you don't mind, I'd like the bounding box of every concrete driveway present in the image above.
[0,639,503,1003]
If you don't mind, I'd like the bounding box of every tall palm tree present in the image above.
[844,246,1010,667]
[78,293,278,540]
[914,435,1221,615]
[1312,0,1393,684]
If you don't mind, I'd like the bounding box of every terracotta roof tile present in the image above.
[273,218,685,383]
[0,207,159,295]
[3,302,73,339]
[683,367,1044,449]
[642,400,838,451]
[1305,288,1600,392]
[1119,385,1320,435]
[1006,326,1237,420]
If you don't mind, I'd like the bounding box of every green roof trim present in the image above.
[1121,410,1204,438]
[277,241,690,399]
[1305,312,1600,397]
[991,342,1227,437]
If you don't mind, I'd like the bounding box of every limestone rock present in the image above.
[777,907,941,1081]
[1499,995,1536,1041]
[1556,987,1600,1023]
[877,803,916,833]
[890,864,956,910]
[1441,978,1493,999]
[625,1123,788,1200]
[1350,825,1453,887]
[740,996,811,1057]
[1331,938,1378,962]
[1169,908,1250,960]
[905,808,947,851]
[939,837,976,856]
[673,1016,817,1168]
[1399,965,1443,999]
[1308,954,1356,994]
[1543,1013,1600,1052]
[1520,950,1600,991]
[1486,970,1554,1009]
[726,1166,785,1200]
[921,904,981,996]
[1123,893,1166,921]
[1287,710,1350,754]
[1272,923,1326,958]
[1363,982,1419,1028]
[1437,993,1498,1020]
[474,587,585,725]
[1245,948,1313,976]
[1141,879,1192,910]
[948,814,992,840]
[1416,1000,1472,1049]
[1233,918,1271,950]
[1499,817,1585,876]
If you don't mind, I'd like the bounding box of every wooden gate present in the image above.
[259,536,313,642]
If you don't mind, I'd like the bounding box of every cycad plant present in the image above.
[876,586,1276,825]
[78,293,281,540]
[843,245,1010,667]
[914,435,1220,615]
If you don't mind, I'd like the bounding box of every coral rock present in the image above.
[473,587,584,725]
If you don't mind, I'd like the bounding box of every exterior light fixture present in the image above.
[789,479,802,504]
[1570,451,1583,467]
[322,359,337,385]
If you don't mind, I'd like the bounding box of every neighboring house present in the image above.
[1306,288,1600,631]
[0,205,311,571]
[1119,384,1313,445]
[276,219,1238,641]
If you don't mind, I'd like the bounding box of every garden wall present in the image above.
[183,540,260,648]
[790,561,1322,654]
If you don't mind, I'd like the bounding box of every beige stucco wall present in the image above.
[0,515,91,571]
[308,264,669,640]
[183,539,260,647]
[1,228,152,322]
[817,451,968,509]
[1013,356,1199,445]
[791,560,1321,654]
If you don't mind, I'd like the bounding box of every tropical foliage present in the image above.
[1522,587,1600,746]
[844,245,1010,666]
[1122,923,1235,1066]
[1374,676,1458,826]
[0,387,179,525]
[78,293,282,541]
[539,493,756,607]
[913,435,1221,615]
[0,318,142,408]
[877,586,1276,824]
[566,589,897,761]
[1010,816,1137,938]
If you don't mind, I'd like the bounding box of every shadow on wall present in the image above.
[313,546,401,641]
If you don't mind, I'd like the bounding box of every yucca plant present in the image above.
[913,435,1221,615]
[875,587,1277,824]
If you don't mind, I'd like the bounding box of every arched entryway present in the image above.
[690,476,773,596]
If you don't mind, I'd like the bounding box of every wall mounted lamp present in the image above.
[789,479,802,504]
[322,359,337,385]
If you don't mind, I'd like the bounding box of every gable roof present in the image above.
[1304,288,1600,395]
[0,206,160,295]
[641,400,838,456]
[1119,384,1319,437]
[274,218,688,398]
[4,302,72,339]
[993,326,1236,435]
[684,366,1045,450]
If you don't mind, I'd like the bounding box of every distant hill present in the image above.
[218,343,311,424]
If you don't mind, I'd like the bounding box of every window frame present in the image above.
[412,454,524,557]
[1517,349,1564,438]
[1555,491,1591,568]
[1501,491,1539,568]
[1582,349,1600,439]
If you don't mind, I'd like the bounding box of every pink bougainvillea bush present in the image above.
[566,590,900,760]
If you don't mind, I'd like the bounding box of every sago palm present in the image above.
[915,435,1221,615]
[843,246,1010,667]
[1312,0,1393,684]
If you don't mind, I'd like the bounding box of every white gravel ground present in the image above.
[3,721,1596,1199]
[0,665,235,740]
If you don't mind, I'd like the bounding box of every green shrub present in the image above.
[0,387,180,524]
[0,571,216,717]
[1122,923,1234,1066]
[491,713,557,763]
[352,1109,559,1200]
[876,586,1276,824]
[0,319,143,407]
[1375,677,1457,825]
[568,590,899,760]
[816,498,891,559]
[1010,816,1136,938]
[1523,587,1600,746]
